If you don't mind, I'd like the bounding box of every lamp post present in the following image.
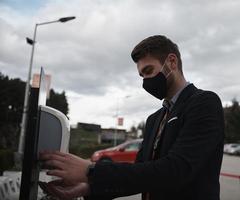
[18,16,76,154]
[113,95,131,146]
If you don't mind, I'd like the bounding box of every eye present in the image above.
[145,67,153,75]
[142,66,154,76]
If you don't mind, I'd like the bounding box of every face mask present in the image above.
[142,61,171,100]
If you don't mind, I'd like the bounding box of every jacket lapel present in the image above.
[152,84,199,158]
[144,84,199,161]
[145,108,165,160]
[168,84,198,119]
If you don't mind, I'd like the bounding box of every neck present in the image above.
[166,75,187,100]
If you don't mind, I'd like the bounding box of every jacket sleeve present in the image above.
[87,91,224,196]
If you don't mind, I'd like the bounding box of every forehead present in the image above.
[136,55,161,71]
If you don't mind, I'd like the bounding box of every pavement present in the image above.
[220,154,240,200]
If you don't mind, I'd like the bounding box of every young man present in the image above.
[40,35,224,200]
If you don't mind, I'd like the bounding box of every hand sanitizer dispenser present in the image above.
[37,105,70,154]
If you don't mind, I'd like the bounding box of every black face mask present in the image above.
[143,72,167,100]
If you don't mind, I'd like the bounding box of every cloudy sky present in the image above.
[0,0,240,129]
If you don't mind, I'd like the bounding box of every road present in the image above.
[115,154,240,200]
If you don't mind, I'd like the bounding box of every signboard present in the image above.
[117,117,124,126]
[32,71,51,98]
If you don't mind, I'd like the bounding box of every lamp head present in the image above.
[26,37,35,45]
[59,16,76,23]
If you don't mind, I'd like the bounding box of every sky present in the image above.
[0,0,240,130]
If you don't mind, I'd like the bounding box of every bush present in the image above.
[69,143,112,159]
[69,128,113,158]
[0,149,14,174]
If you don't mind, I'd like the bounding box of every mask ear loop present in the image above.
[165,70,172,78]
[161,60,172,79]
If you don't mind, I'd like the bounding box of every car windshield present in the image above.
[124,141,141,151]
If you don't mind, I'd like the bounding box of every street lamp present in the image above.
[18,16,76,154]
[113,95,131,146]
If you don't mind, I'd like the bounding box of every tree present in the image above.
[0,73,25,150]
[46,89,69,117]
[0,72,69,150]
[0,73,25,124]
[0,72,70,171]
[137,121,146,133]
[130,125,137,133]
[224,99,240,143]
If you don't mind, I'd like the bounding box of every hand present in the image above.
[39,151,92,185]
[39,180,90,200]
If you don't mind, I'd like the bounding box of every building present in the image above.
[101,128,126,144]
[77,122,101,133]
[73,122,127,144]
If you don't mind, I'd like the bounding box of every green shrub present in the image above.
[69,128,113,158]
[0,149,14,174]
[69,143,112,159]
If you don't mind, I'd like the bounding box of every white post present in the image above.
[114,98,119,146]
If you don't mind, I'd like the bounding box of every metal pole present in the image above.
[37,20,59,26]
[114,98,119,146]
[113,95,131,146]
[18,24,38,154]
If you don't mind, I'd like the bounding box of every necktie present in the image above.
[152,99,171,159]
[143,99,171,200]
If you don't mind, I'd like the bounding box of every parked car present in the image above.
[224,143,240,155]
[91,139,143,163]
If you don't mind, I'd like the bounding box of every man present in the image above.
[40,35,224,200]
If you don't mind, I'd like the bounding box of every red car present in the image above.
[91,139,143,163]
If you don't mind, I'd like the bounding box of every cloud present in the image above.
[1,0,240,128]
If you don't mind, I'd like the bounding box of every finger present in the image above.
[52,151,68,157]
[47,169,66,178]
[44,184,61,199]
[53,185,83,200]
[48,179,66,187]
[41,150,67,156]
[38,181,59,198]
[48,184,71,200]
[38,181,49,194]
[48,179,63,185]
[40,153,66,162]
[44,160,65,170]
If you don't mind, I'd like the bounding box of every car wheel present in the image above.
[99,157,112,163]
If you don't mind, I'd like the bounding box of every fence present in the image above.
[0,176,20,200]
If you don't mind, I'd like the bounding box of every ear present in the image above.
[168,53,178,70]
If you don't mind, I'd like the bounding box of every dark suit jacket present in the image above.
[86,84,225,200]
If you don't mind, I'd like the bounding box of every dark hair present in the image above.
[131,35,182,73]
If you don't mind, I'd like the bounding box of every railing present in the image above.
[221,172,240,180]
[0,176,20,200]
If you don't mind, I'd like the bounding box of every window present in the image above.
[124,142,141,151]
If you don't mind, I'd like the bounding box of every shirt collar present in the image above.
[166,82,190,110]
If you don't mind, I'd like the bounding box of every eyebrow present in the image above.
[139,65,153,77]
